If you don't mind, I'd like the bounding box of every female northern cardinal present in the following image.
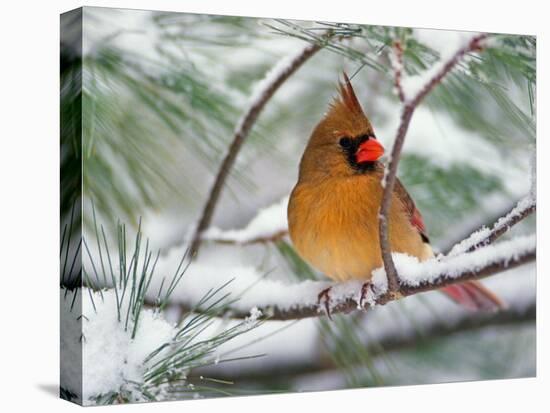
[287,74,503,314]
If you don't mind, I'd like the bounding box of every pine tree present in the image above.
[61,7,536,404]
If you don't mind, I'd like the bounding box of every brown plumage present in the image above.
[288,74,503,311]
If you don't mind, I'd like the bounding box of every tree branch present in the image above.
[160,235,534,321]
[379,33,489,295]
[439,199,523,254]
[391,41,406,103]
[272,247,534,321]
[206,230,288,246]
[189,42,323,256]
[446,196,536,256]
[151,33,536,328]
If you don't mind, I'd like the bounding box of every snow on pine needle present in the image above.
[62,217,264,405]
[399,31,486,102]
[61,287,263,404]
[62,288,173,403]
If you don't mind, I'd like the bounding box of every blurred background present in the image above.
[61,6,536,400]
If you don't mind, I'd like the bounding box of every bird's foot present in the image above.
[317,287,333,320]
[359,281,373,309]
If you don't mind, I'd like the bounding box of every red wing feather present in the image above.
[394,178,429,243]
[410,208,426,236]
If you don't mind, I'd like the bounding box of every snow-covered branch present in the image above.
[189,42,323,255]
[446,195,536,256]
[164,234,534,321]
[201,196,289,245]
[379,33,489,294]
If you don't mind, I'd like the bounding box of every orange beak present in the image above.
[356,138,384,163]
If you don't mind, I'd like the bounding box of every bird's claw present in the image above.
[317,287,333,320]
[359,282,373,309]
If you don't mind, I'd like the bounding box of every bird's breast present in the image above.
[287,174,429,282]
[288,175,385,281]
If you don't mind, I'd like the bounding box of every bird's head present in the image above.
[299,73,385,180]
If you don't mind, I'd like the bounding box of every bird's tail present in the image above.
[441,281,506,311]
[421,243,505,311]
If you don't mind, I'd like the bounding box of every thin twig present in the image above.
[206,230,288,246]
[379,33,489,295]
[458,197,535,255]
[189,42,323,256]
[439,199,522,254]
[391,41,406,103]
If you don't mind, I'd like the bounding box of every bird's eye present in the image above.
[339,137,352,148]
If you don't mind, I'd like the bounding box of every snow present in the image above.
[202,196,289,244]
[414,29,482,62]
[393,234,535,288]
[446,226,492,257]
[72,228,536,393]
[247,306,263,323]
[148,246,331,314]
[389,44,404,101]
[364,262,535,345]
[227,41,317,149]
[71,289,174,403]
[247,43,315,107]
[447,196,535,257]
[83,13,530,257]
[380,154,391,189]
[389,46,403,77]
[200,260,535,379]
[75,13,537,390]
[380,98,509,175]
[149,232,534,317]
[492,196,535,234]
[60,289,83,403]
[191,42,316,246]
[61,287,266,404]
[400,31,482,102]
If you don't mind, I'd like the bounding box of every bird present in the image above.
[287,73,504,317]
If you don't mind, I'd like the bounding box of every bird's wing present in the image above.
[394,177,429,243]
[393,178,505,311]
[443,281,506,311]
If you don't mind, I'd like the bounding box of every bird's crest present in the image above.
[324,72,373,136]
[336,72,365,117]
